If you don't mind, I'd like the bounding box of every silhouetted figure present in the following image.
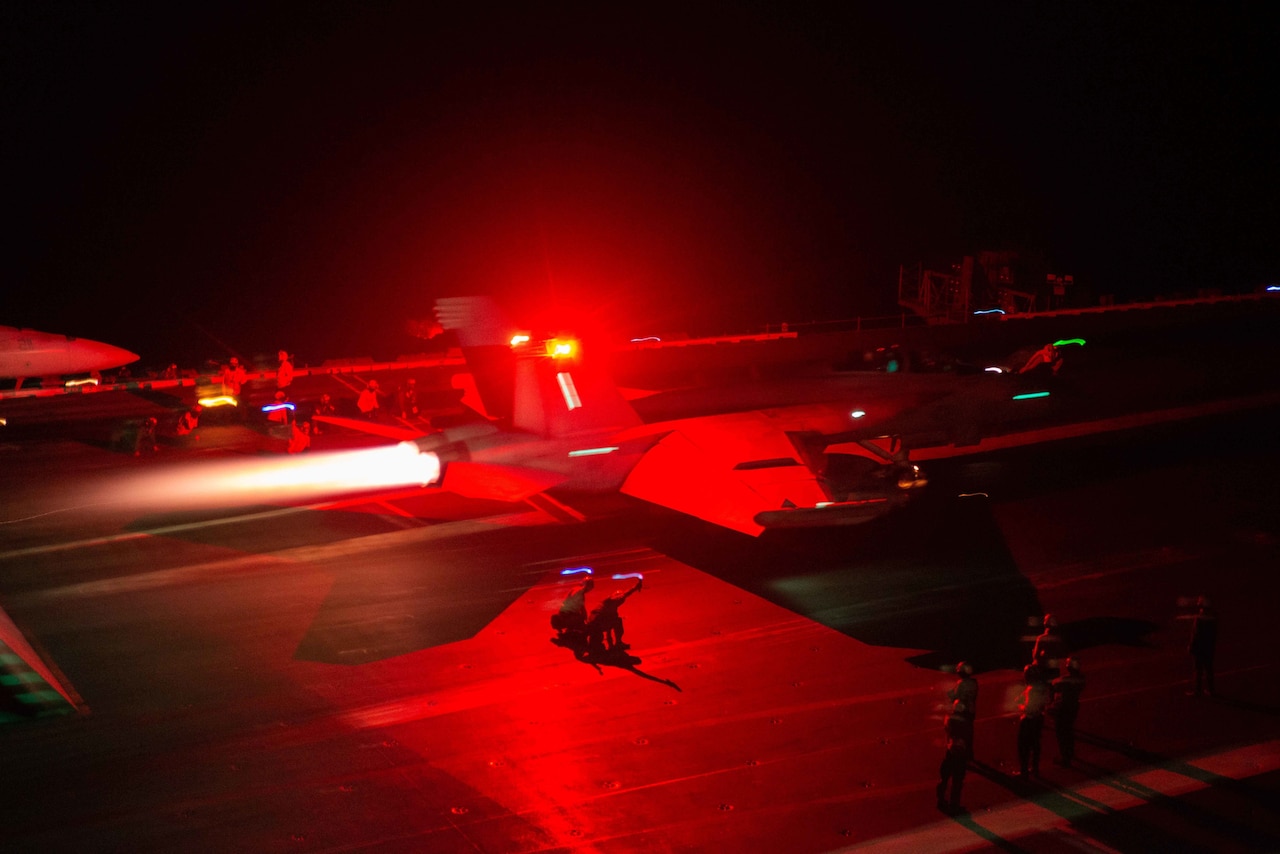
[1032,613,1066,669]
[357,380,381,419]
[1187,595,1218,697]
[162,363,178,380]
[398,377,421,420]
[1015,651,1052,776]
[947,661,978,711]
[220,357,247,396]
[175,405,201,436]
[276,350,294,392]
[1019,343,1063,375]
[936,700,971,812]
[287,420,312,453]
[267,391,292,425]
[947,662,979,755]
[311,393,335,434]
[1050,658,1085,767]
[134,417,158,456]
[551,577,594,642]
[587,579,642,652]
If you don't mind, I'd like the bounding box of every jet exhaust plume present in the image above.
[98,443,440,510]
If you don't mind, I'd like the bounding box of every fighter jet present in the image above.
[0,326,139,388]
[316,297,927,536]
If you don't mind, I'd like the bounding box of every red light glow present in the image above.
[546,339,577,358]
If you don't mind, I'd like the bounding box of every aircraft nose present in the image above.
[81,339,140,370]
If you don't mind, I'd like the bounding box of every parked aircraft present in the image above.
[0,326,138,388]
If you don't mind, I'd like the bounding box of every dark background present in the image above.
[6,2,1277,367]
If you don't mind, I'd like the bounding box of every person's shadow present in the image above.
[550,630,682,692]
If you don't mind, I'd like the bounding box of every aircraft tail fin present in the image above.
[435,297,518,422]
[434,296,642,439]
[511,342,643,438]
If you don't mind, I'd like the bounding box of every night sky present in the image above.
[7,3,1278,367]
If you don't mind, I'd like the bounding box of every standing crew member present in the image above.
[1032,614,1066,669]
[134,417,158,456]
[1187,595,1218,697]
[357,380,381,419]
[1050,658,1086,767]
[1015,651,1052,777]
[936,700,971,812]
[220,356,247,396]
[276,350,294,393]
[311,393,335,434]
[947,662,979,755]
[266,391,292,426]
[398,377,421,420]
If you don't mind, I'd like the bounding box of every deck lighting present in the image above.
[509,334,531,347]
[546,338,577,358]
[850,410,866,419]
[262,402,296,412]
[611,573,644,580]
[1012,391,1051,400]
[1052,338,1086,347]
[198,395,238,408]
[560,567,594,576]
[973,308,1005,315]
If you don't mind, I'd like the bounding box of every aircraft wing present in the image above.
[442,461,568,502]
[619,414,836,537]
[312,414,426,442]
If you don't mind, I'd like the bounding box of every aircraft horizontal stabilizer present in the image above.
[620,427,829,537]
[0,603,83,714]
[443,461,568,502]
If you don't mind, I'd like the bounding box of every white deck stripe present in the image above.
[846,739,1280,853]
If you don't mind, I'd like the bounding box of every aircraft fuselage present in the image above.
[0,326,139,383]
